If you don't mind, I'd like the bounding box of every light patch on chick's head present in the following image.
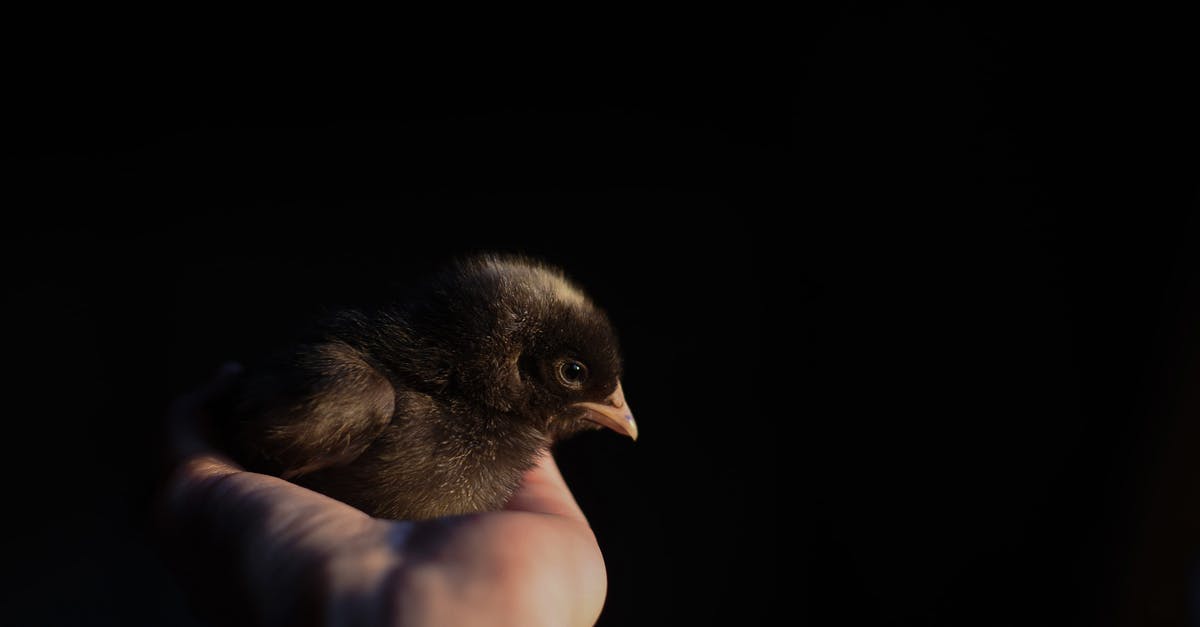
[472,254,589,309]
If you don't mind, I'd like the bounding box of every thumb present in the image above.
[504,450,590,524]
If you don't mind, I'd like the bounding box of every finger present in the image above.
[503,450,589,524]
[165,362,244,464]
[162,454,388,626]
[164,453,374,540]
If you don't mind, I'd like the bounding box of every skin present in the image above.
[158,364,608,627]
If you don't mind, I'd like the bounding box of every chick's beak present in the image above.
[572,380,638,441]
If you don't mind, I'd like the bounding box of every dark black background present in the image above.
[795,5,1198,627]
[2,5,1198,626]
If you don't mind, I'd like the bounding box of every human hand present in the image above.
[157,364,608,627]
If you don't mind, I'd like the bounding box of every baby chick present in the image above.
[222,254,636,520]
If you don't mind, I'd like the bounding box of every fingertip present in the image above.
[164,362,246,475]
[204,361,245,396]
[167,362,244,424]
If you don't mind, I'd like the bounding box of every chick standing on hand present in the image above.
[221,254,636,520]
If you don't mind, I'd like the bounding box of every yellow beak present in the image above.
[571,380,638,440]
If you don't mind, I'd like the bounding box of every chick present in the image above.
[222,254,636,520]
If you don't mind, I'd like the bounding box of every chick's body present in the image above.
[225,256,635,520]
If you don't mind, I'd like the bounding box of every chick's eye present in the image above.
[557,360,588,386]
